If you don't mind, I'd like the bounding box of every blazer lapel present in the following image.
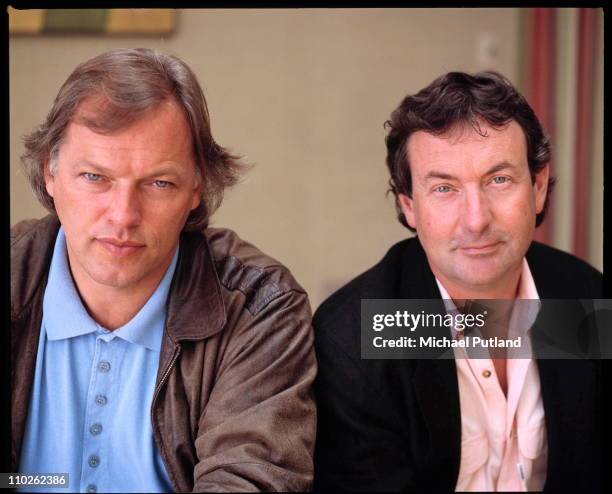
[399,238,461,489]
[527,250,600,491]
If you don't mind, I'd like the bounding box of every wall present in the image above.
[10,8,540,308]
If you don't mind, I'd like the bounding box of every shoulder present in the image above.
[11,215,59,246]
[527,241,603,298]
[11,215,59,317]
[11,215,59,265]
[205,227,308,315]
[314,237,415,340]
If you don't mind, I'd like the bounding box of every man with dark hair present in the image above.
[11,48,316,493]
[313,72,601,491]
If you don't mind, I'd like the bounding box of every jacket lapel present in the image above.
[399,238,461,490]
[527,245,599,491]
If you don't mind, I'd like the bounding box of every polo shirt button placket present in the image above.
[90,423,103,436]
[88,455,100,468]
[98,361,111,373]
[87,353,110,487]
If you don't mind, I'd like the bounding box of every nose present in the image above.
[460,186,492,234]
[107,185,142,228]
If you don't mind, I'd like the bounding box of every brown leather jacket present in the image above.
[11,215,317,492]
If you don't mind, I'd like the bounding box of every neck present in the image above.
[65,253,173,331]
[438,270,521,345]
[436,266,522,302]
[72,281,159,330]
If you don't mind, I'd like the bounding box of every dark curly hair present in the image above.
[21,47,246,231]
[385,71,554,231]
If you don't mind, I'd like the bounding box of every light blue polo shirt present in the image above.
[19,228,177,493]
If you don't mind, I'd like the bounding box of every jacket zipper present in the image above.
[152,343,181,414]
[150,344,181,489]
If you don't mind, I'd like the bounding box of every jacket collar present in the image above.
[166,228,227,341]
[11,215,59,322]
[398,236,442,300]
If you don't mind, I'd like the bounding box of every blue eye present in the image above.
[492,176,508,184]
[152,180,171,189]
[434,185,452,193]
[83,172,103,182]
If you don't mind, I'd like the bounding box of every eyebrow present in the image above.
[423,161,518,182]
[73,160,187,179]
[485,162,517,175]
[73,160,113,174]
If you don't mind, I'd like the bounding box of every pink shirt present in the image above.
[436,259,548,491]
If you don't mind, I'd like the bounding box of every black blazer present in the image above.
[313,238,602,492]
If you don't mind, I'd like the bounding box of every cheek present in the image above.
[414,201,455,241]
[146,196,193,229]
[155,202,191,225]
[494,189,536,230]
[55,187,107,229]
[51,182,77,219]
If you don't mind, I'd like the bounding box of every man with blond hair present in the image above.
[12,48,316,493]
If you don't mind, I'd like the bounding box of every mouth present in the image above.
[459,242,501,255]
[96,238,145,257]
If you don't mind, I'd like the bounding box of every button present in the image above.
[482,370,492,378]
[88,455,100,468]
[98,361,111,372]
[95,395,107,406]
[86,485,97,493]
[90,423,103,436]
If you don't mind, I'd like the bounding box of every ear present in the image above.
[398,193,417,229]
[190,174,203,211]
[44,160,55,198]
[533,164,549,214]
[190,192,201,211]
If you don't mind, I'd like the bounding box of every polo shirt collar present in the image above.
[43,228,98,341]
[43,228,178,352]
[113,247,178,351]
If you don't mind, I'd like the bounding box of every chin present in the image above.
[88,268,142,289]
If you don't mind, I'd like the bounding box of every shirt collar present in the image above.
[516,257,539,300]
[43,228,99,341]
[112,247,178,351]
[435,258,539,303]
[43,227,179,351]
[435,258,541,338]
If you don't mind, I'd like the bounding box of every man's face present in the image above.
[45,99,201,294]
[398,120,549,298]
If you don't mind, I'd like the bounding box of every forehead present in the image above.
[406,120,528,174]
[61,99,194,161]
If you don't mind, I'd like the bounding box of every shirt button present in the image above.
[98,361,111,372]
[95,395,107,406]
[482,370,492,378]
[86,484,97,493]
[88,455,100,468]
[90,423,103,436]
